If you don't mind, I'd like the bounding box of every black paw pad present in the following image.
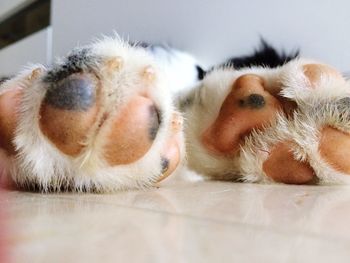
[239,94,265,109]
[161,157,170,174]
[148,105,161,141]
[44,75,96,111]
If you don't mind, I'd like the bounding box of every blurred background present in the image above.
[0,0,349,76]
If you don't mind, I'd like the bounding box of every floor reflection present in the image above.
[3,180,350,262]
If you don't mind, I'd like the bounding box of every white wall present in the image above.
[0,27,51,76]
[51,0,350,70]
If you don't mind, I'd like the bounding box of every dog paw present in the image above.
[184,59,350,184]
[240,96,350,185]
[0,39,184,191]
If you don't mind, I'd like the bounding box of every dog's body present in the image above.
[1,37,350,191]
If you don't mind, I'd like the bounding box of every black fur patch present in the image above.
[44,48,94,83]
[0,76,10,85]
[196,65,206,80]
[222,39,299,69]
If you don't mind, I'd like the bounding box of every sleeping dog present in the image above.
[0,37,349,191]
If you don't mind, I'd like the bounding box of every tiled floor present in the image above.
[2,176,350,263]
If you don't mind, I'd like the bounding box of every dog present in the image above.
[1,37,349,191]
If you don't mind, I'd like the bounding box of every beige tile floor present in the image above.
[2,176,350,263]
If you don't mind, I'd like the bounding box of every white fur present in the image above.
[148,45,203,95]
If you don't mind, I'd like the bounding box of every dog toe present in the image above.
[303,63,344,88]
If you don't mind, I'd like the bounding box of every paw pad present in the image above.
[303,64,344,88]
[201,74,282,155]
[0,89,22,154]
[102,95,160,165]
[262,141,317,184]
[319,126,350,175]
[39,74,99,156]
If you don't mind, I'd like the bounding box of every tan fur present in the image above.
[141,65,156,83]
[105,57,124,73]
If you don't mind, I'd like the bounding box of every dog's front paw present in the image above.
[184,59,350,185]
[0,39,184,191]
